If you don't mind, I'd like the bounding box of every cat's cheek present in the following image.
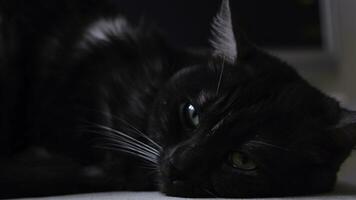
[210,164,266,198]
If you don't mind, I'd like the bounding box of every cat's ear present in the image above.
[336,109,356,129]
[209,0,238,64]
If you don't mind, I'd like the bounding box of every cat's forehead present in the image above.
[190,62,313,107]
[169,51,340,127]
[193,69,338,132]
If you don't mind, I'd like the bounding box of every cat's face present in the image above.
[147,0,356,197]
[150,54,354,198]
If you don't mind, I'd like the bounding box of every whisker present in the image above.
[110,116,162,151]
[124,155,158,170]
[87,129,160,157]
[79,109,162,151]
[209,112,231,137]
[248,140,290,152]
[209,118,225,137]
[216,59,225,95]
[103,138,159,160]
[81,119,161,169]
[96,144,158,165]
[86,124,160,155]
[139,164,159,171]
[100,140,156,159]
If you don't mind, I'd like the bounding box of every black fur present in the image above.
[0,0,355,198]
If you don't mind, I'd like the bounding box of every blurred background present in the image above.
[114,0,356,188]
[115,0,356,108]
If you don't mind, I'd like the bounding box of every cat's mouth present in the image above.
[158,149,218,198]
[159,179,217,198]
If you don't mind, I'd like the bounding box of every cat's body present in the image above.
[0,0,165,196]
[0,0,356,198]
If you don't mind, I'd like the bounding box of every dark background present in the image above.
[112,0,321,49]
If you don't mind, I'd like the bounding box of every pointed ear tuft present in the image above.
[209,0,237,64]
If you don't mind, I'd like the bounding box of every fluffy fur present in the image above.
[0,0,355,198]
[210,0,237,63]
[79,17,131,49]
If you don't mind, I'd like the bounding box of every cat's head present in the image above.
[148,0,356,197]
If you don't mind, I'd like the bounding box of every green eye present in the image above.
[182,103,200,128]
[229,152,257,171]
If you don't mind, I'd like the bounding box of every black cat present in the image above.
[0,0,355,198]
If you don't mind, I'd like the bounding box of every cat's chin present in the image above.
[160,178,335,198]
[160,180,216,198]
